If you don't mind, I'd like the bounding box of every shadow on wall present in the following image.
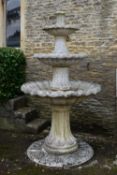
[72,98,116,136]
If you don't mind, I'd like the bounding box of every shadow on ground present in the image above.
[0,129,117,175]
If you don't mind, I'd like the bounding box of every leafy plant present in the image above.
[0,47,26,102]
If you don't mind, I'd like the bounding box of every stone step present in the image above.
[26,118,49,133]
[14,107,38,124]
[8,96,28,110]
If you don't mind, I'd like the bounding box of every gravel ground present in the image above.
[0,129,117,175]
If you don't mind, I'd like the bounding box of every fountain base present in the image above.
[27,138,94,168]
[44,140,78,155]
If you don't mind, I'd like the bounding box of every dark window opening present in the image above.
[6,0,20,47]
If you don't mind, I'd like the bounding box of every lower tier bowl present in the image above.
[33,53,87,66]
[21,80,101,98]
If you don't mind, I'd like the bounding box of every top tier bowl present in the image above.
[44,25,77,37]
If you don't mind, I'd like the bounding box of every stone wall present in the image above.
[23,0,117,135]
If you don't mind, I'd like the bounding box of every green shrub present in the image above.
[0,47,26,102]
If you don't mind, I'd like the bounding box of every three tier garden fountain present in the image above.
[21,12,101,168]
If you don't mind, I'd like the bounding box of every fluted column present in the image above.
[51,67,70,90]
[21,0,26,51]
[0,0,6,47]
[44,105,77,154]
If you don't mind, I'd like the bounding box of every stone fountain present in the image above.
[21,12,101,168]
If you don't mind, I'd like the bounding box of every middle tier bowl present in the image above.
[21,80,101,104]
[33,53,88,66]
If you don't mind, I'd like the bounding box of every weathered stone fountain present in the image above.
[21,12,101,168]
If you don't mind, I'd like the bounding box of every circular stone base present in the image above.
[27,139,94,168]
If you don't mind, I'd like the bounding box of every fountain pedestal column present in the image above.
[51,67,70,90]
[53,36,69,54]
[44,105,77,154]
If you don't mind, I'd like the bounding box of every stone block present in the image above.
[26,118,49,133]
[14,107,38,123]
[8,96,28,111]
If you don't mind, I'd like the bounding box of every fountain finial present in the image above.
[56,11,65,26]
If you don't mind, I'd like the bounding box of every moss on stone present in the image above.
[5,165,117,175]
